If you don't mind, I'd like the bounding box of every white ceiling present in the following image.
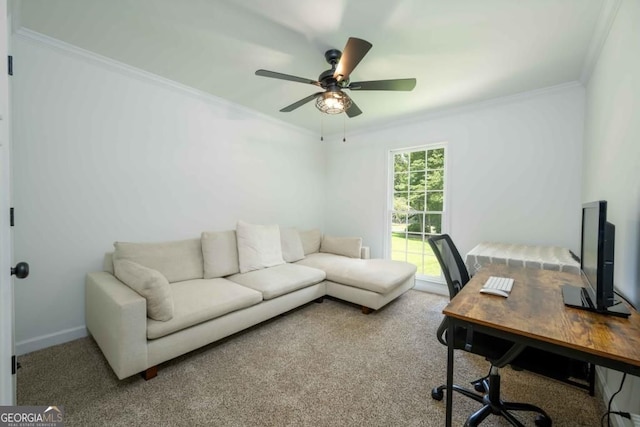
[14,0,605,135]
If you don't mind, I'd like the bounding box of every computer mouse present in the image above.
[479,288,509,298]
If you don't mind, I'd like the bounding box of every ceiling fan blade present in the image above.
[348,78,417,91]
[280,92,324,112]
[255,69,320,86]
[333,37,372,82]
[345,99,362,118]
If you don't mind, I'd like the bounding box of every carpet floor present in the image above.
[17,290,604,426]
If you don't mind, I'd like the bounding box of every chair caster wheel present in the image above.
[535,414,552,427]
[431,387,444,401]
[473,382,485,393]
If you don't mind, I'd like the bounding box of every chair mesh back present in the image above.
[428,235,470,299]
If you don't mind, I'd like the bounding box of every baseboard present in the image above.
[596,367,634,427]
[16,326,88,356]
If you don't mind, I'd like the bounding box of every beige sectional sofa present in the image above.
[85,223,416,380]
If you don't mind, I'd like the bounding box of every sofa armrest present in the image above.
[361,246,370,259]
[85,271,148,379]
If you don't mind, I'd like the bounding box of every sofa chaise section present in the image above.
[296,253,417,313]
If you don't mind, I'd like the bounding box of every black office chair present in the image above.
[428,234,552,427]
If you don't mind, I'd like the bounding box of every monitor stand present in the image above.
[562,284,631,318]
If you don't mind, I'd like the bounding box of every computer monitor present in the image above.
[581,200,615,309]
[561,200,630,318]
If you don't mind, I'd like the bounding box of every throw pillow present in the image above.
[201,230,241,278]
[112,238,203,283]
[113,259,174,321]
[280,227,305,263]
[298,229,321,255]
[320,235,363,259]
[236,220,285,273]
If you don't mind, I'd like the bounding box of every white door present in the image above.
[0,0,15,405]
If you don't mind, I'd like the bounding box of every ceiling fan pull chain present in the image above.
[320,116,324,141]
[343,116,347,143]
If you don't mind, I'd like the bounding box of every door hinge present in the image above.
[11,355,20,374]
[8,55,13,76]
[10,207,14,226]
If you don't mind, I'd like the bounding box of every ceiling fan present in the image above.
[255,37,416,118]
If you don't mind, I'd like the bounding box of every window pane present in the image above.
[404,236,424,272]
[391,233,408,252]
[391,251,407,262]
[409,171,426,192]
[394,173,408,192]
[410,151,426,171]
[407,255,424,269]
[427,191,443,211]
[394,193,408,211]
[409,192,425,211]
[409,240,432,276]
[407,213,424,233]
[425,214,442,234]
[394,153,409,173]
[391,212,408,232]
[426,169,444,191]
[424,254,442,276]
[427,148,445,169]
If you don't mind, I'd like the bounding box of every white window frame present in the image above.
[385,142,450,284]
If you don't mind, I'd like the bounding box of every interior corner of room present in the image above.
[1,0,639,425]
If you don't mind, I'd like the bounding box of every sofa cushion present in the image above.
[236,221,285,273]
[320,235,363,259]
[227,264,326,300]
[113,259,174,321]
[296,253,417,294]
[299,229,321,255]
[146,278,263,339]
[113,239,203,283]
[280,228,305,263]
[202,230,240,278]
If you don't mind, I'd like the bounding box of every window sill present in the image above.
[413,278,448,296]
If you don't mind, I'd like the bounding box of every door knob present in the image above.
[11,262,29,279]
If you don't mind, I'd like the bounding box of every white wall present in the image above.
[11,35,325,354]
[324,85,585,260]
[583,0,640,421]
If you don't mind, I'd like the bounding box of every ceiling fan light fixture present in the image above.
[315,90,352,114]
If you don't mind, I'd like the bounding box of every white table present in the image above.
[464,242,580,276]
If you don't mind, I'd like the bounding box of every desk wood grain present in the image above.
[443,264,640,368]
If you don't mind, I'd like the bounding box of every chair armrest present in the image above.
[436,318,448,346]
[85,271,148,379]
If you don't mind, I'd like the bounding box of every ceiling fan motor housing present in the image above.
[319,48,349,88]
[324,49,342,65]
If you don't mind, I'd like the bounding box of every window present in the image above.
[388,144,447,280]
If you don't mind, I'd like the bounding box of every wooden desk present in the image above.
[442,264,640,427]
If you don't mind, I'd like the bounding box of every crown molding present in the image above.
[13,25,592,142]
[337,81,583,139]
[12,27,317,138]
[579,0,622,85]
